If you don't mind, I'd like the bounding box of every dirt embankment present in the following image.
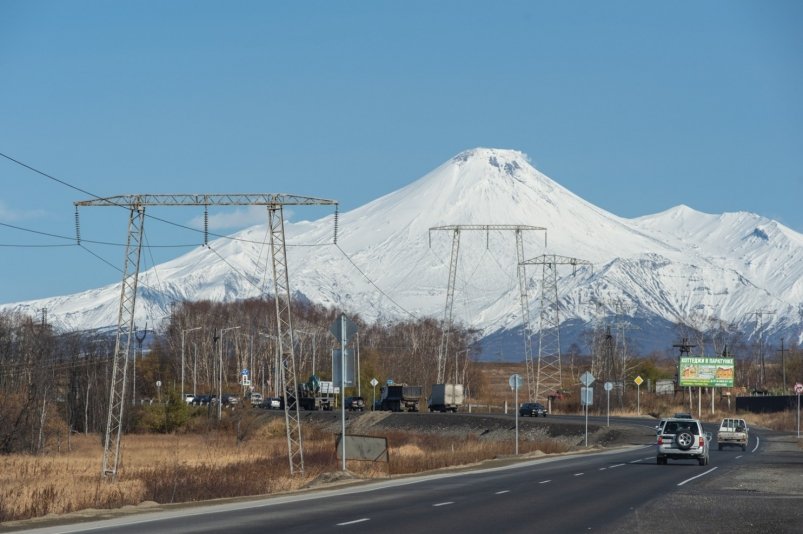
[296,410,652,449]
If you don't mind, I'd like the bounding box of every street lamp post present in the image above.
[181,326,202,401]
[219,326,240,420]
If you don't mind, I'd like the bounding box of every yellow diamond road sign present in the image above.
[634,375,644,386]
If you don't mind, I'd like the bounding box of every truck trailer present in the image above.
[380,384,422,412]
[428,383,465,412]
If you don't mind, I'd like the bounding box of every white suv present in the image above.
[656,417,710,466]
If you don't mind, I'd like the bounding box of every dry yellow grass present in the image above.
[0,413,577,523]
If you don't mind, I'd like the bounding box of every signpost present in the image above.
[370,377,379,412]
[795,382,803,439]
[509,374,523,455]
[604,381,613,427]
[634,375,643,416]
[580,371,595,447]
[330,313,357,471]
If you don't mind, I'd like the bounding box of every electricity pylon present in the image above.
[429,225,546,385]
[520,254,591,402]
[75,194,337,478]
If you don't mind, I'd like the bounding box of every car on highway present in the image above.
[184,394,196,404]
[519,402,548,417]
[246,392,263,406]
[656,417,710,465]
[192,394,215,406]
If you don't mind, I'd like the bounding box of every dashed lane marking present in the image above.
[337,518,370,526]
[573,473,584,477]
[495,490,510,494]
[433,502,454,507]
[538,480,551,484]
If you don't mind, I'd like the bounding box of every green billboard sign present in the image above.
[679,356,734,387]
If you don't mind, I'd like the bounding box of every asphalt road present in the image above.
[11,425,782,534]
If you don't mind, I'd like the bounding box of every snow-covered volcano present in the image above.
[3,148,801,356]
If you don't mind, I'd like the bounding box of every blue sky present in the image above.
[1,0,801,304]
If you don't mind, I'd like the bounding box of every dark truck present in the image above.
[380,384,422,412]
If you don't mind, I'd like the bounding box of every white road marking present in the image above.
[433,502,454,507]
[677,467,718,486]
[599,467,607,471]
[539,480,551,484]
[629,459,643,463]
[573,472,584,477]
[495,490,510,494]
[752,436,760,453]
[608,463,625,469]
[735,455,743,459]
[337,518,370,526]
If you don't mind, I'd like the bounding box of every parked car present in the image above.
[221,394,240,406]
[260,397,282,410]
[184,394,195,404]
[519,402,548,417]
[656,417,710,465]
[247,392,263,406]
[192,394,215,406]
[345,396,366,411]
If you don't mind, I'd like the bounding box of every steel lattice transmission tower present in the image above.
[429,225,546,385]
[75,194,337,478]
[520,254,591,402]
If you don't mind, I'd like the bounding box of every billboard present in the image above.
[679,356,734,387]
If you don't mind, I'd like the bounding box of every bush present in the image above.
[131,389,191,433]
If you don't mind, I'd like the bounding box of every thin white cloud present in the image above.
[0,200,47,221]
[187,205,277,231]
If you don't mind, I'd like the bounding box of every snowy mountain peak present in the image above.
[2,148,802,355]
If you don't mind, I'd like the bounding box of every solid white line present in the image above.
[539,480,551,484]
[337,518,370,526]
[752,436,760,453]
[677,467,718,486]
[433,502,454,507]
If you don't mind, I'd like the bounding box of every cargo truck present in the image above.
[380,384,422,412]
[428,383,465,412]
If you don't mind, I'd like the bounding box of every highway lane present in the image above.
[15,429,763,534]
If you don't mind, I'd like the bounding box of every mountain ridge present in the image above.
[2,148,800,357]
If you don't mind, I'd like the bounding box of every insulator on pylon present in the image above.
[74,206,81,245]
[333,205,339,244]
[204,206,209,246]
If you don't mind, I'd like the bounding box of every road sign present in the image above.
[330,313,358,344]
[604,381,613,391]
[241,368,249,376]
[509,374,523,390]
[581,386,593,406]
[795,383,803,394]
[370,378,379,388]
[580,371,595,387]
[634,375,644,386]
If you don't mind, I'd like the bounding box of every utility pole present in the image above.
[520,254,592,405]
[133,324,148,407]
[429,225,546,389]
[778,339,789,392]
[181,326,202,401]
[745,309,775,390]
[76,192,337,478]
